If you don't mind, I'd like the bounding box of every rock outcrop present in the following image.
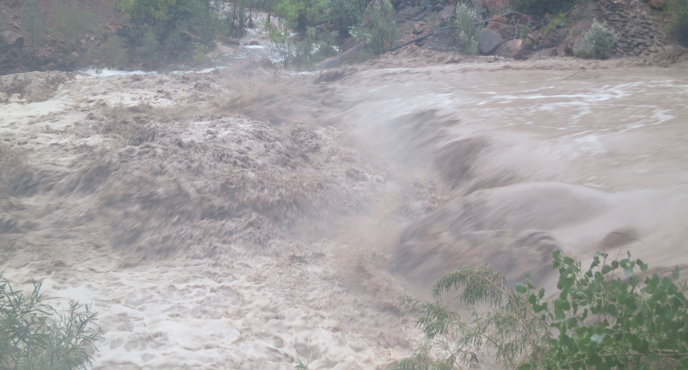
[0,71,72,102]
[601,0,669,57]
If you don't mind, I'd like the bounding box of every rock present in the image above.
[247,40,261,46]
[0,71,73,103]
[414,23,426,34]
[494,39,525,59]
[644,0,665,9]
[0,92,7,103]
[486,21,516,40]
[439,4,456,20]
[398,6,424,19]
[8,93,26,104]
[565,45,574,56]
[317,44,367,69]
[0,31,24,49]
[228,57,273,71]
[492,15,507,24]
[526,31,541,43]
[220,37,241,46]
[478,29,503,55]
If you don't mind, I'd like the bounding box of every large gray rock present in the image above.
[486,21,516,40]
[494,39,525,59]
[317,44,367,70]
[0,71,73,103]
[478,28,503,55]
[0,31,24,49]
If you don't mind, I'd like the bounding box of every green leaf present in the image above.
[624,266,634,278]
[673,266,680,280]
[518,364,532,370]
[590,332,605,343]
[516,283,527,294]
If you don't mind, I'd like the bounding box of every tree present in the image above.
[21,0,46,51]
[275,0,328,32]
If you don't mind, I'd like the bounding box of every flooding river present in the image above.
[0,60,687,369]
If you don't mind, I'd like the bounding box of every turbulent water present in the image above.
[0,57,687,369]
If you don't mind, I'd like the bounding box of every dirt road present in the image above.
[1,55,687,369]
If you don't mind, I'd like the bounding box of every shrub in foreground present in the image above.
[454,3,480,55]
[350,0,397,55]
[396,250,688,370]
[0,274,100,370]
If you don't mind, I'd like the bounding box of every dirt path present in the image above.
[1,56,687,369]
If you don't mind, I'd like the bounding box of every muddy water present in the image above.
[1,61,687,370]
[335,64,688,289]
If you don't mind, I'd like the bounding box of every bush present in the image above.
[270,26,338,69]
[350,0,397,55]
[275,0,328,31]
[21,0,46,50]
[53,0,99,52]
[454,3,479,55]
[667,0,688,46]
[0,274,100,370]
[116,0,220,63]
[101,35,128,68]
[509,0,578,16]
[575,20,618,59]
[397,250,688,370]
[327,0,370,38]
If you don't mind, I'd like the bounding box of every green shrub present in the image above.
[350,0,397,55]
[575,20,618,59]
[0,274,100,370]
[541,12,575,38]
[101,35,128,68]
[666,0,688,46]
[397,250,688,370]
[327,0,370,38]
[116,0,220,63]
[509,0,578,16]
[21,0,46,50]
[275,0,328,31]
[454,3,479,55]
[53,0,98,51]
[270,26,338,69]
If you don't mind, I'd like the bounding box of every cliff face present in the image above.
[394,0,682,60]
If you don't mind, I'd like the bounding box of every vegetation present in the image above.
[270,25,337,69]
[327,0,370,38]
[541,12,576,38]
[115,0,220,64]
[350,0,397,55]
[453,3,479,55]
[666,0,688,46]
[575,20,618,59]
[53,0,98,52]
[275,0,328,31]
[509,0,579,16]
[396,250,688,370]
[0,274,100,370]
[21,0,46,51]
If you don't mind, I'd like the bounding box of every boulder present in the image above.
[644,0,665,9]
[0,71,73,103]
[494,39,525,59]
[317,44,367,69]
[487,21,517,40]
[478,28,503,55]
[439,3,456,20]
[247,40,261,46]
[0,31,24,49]
[228,57,274,71]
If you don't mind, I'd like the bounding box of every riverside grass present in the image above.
[395,250,688,370]
[0,274,100,370]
